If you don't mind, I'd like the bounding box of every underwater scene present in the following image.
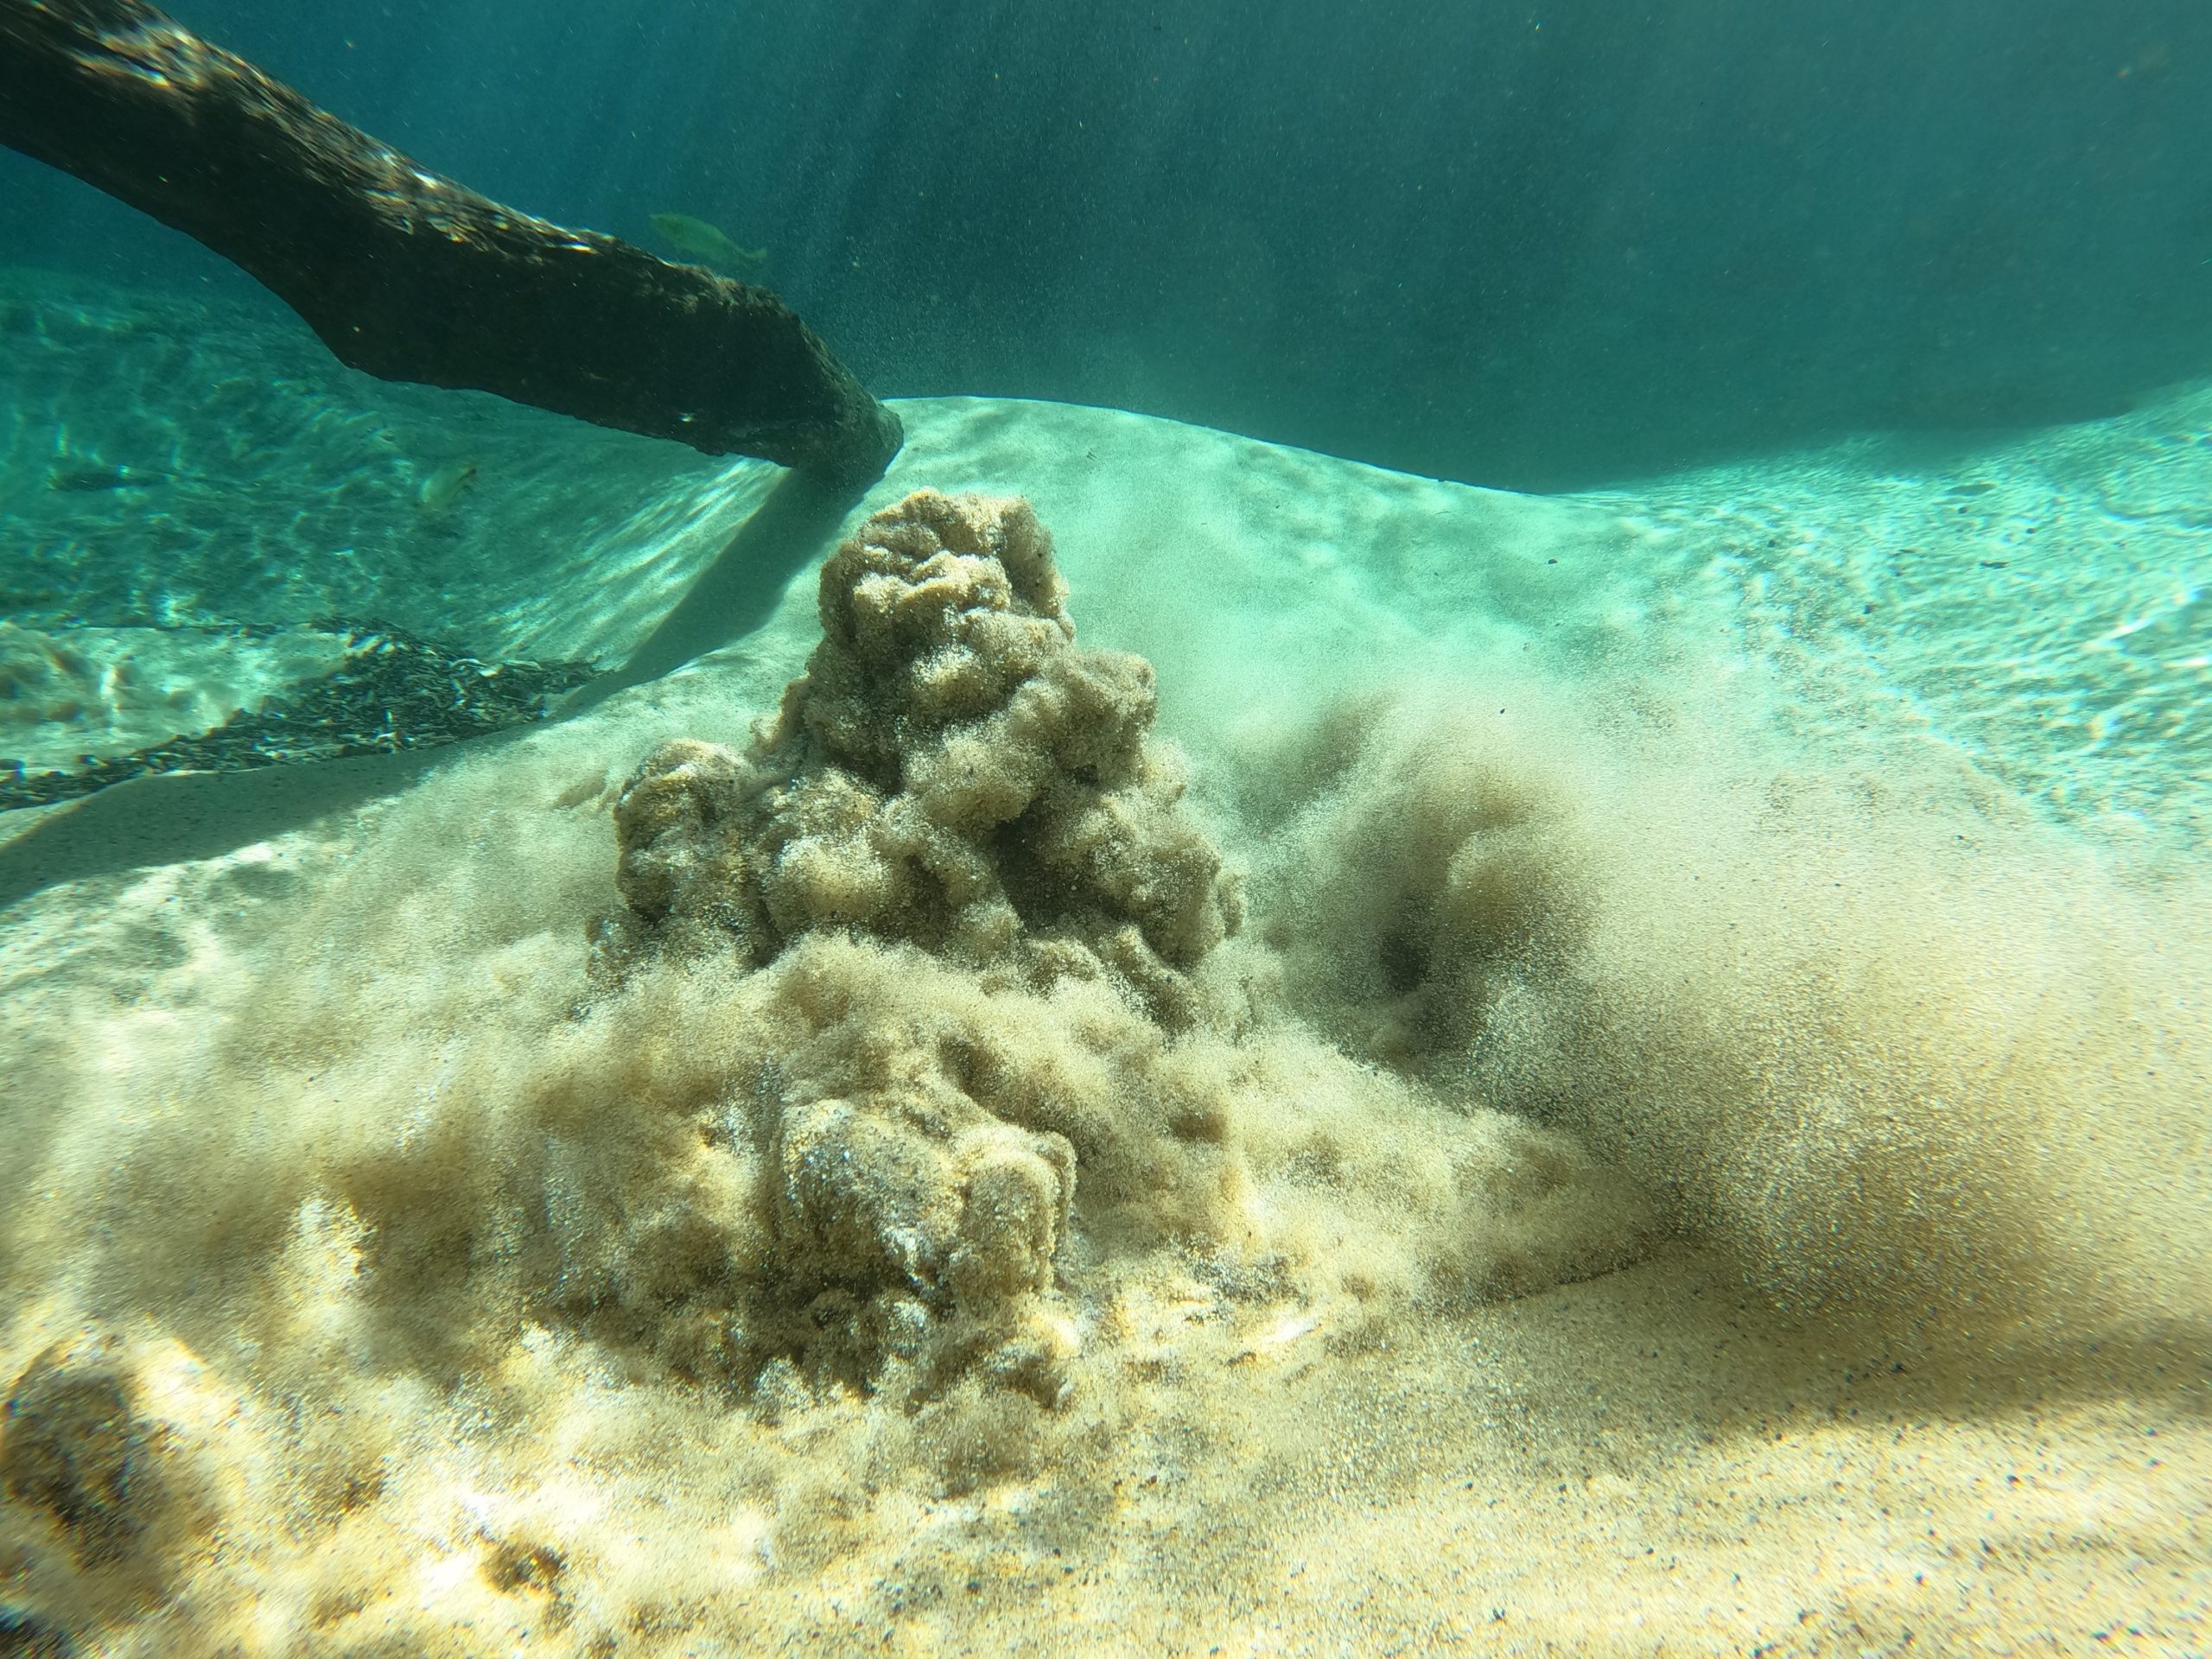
[2,2,2209,1655]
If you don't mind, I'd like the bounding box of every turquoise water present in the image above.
[3,3,2211,1647]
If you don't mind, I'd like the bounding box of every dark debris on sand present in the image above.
[0,622,596,811]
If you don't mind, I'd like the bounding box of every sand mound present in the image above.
[599,488,1236,1020]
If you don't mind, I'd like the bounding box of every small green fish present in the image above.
[46,462,168,492]
[650,211,768,274]
[416,461,479,513]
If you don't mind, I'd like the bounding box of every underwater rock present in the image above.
[0,1345,159,1570]
[604,489,1240,1025]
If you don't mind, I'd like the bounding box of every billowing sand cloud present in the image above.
[1243,683,2212,1368]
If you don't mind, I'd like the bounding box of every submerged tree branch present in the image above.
[0,0,902,492]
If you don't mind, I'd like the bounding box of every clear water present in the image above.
[2,5,2208,1655]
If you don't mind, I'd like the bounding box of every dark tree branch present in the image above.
[0,0,902,491]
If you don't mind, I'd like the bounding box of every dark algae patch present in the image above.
[0,623,595,810]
